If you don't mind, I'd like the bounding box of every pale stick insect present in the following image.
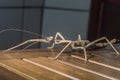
[3,30,119,61]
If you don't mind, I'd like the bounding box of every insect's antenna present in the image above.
[0,28,47,38]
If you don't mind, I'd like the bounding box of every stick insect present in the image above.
[4,31,119,61]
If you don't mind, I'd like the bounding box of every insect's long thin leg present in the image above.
[105,37,119,55]
[54,41,72,60]
[85,37,119,55]
[4,40,31,51]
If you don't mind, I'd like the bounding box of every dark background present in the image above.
[88,0,120,41]
[0,0,90,49]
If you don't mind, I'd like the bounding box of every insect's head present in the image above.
[46,36,54,42]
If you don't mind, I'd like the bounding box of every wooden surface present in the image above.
[0,47,120,80]
[0,66,26,80]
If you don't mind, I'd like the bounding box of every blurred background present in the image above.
[0,0,90,49]
[0,0,119,50]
